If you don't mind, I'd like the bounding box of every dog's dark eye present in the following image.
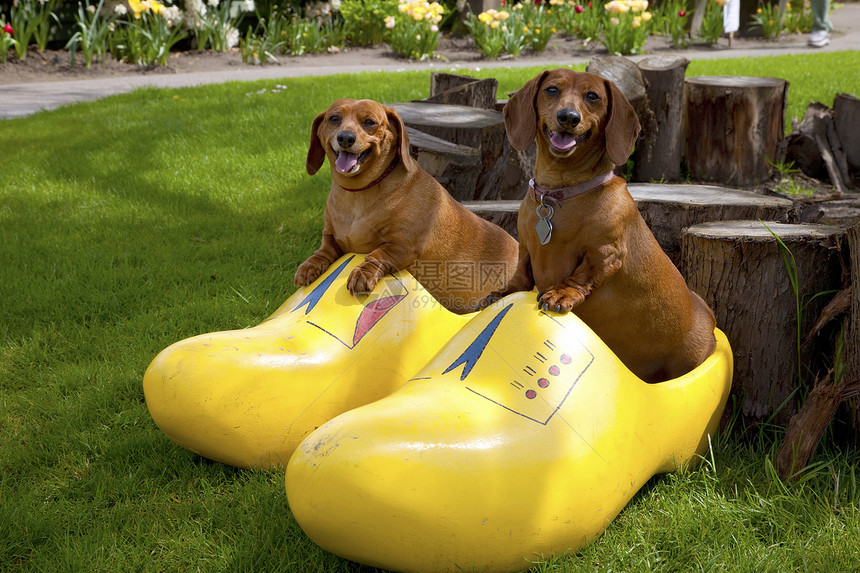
[363,118,377,128]
[328,114,341,124]
[544,86,560,97]
[585,92,600,103]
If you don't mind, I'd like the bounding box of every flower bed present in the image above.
[1,0,814,67]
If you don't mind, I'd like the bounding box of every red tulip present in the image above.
[678,10,686,16]
[3,23,12,35]
[575,4,583,12]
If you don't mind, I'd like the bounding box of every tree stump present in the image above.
[682,220,845,426]
[462,200,521,239]
[844,223,860,443]
[685,76,788,187]
[833,93,860,179]
[425,72,498,110]
[475,139,535,201]
[405,127,482,202]
[785,102,853,194]
[390,102,506,200]
[587,55,655,158]
[630,183,800,266]
[633,56,689,182]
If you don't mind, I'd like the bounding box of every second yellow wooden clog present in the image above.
[143,254,473,468]
[286,292,733,572]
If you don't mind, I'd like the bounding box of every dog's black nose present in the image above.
[556,108,581,127]
[337,131,356,148]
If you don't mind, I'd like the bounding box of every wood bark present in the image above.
[587,56,655,155]
[833,93,860,179]
[684,76,788,187]
[845,224,860,443]
[390,101,505,171]
[405,127,482,202]
[630,183,800,266]
[475,139,535,201]
[775,373,860,480]
[391,102,506,200]
[426,73,499,110]
[682,220,845,426]
[633,56,689,183]
[462,200,521,240]
[785,102,853,194]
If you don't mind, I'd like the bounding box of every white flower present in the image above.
[226,25,240,48]
[207,0,219,7]
[115,3,128,15]
[186,0,206,15]
[163,5,183,26]
[430,24,438,32]
[241,0,255,12]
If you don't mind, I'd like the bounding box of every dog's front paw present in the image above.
[539,287,585,314]
[294,258,329,286]
[347,262,381,295]
[476,292,503,311]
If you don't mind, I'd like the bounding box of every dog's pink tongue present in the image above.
[336,151,358,173]
[550,131,577,151]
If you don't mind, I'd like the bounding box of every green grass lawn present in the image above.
[2,51,860,572]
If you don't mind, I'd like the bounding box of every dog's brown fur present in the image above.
[296,98,519,314]
[486,69,716,382]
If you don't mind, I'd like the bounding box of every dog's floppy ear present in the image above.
[503,70,549,151]
[604,79,641,167]
[306,109,328,175]
[385,106,417,172]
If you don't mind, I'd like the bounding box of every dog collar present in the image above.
[339,157,400,192]
[529,170,615,204]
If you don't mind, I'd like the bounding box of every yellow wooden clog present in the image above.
[143,254,473,468]
[286,293,733,572]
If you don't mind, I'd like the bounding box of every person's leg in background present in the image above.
[808,0,833,47]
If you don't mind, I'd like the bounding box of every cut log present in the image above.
[390,102,504,166]
[462,200,521,240]
[587,55,656,160]
[405,127,481,201]
[785,102,853,194]
[475,139,535,201]
[682,220,845,426]
[587,55,648,112]
[685,76,788,187]
[629,183,800,266]
[425,73,498,110]
[834,93,860,178]
[633,56,689,182]
[845,223,860,444]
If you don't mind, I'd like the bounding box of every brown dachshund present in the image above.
[485,69,716,382]
[295,98,519,314]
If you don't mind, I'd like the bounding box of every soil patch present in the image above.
[0,30,813,85]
